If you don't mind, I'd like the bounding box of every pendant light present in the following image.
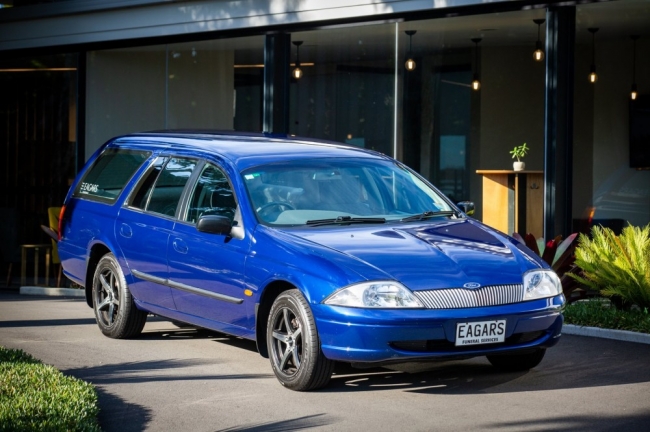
[588,28,599,83]
[405,30,417,71]
[631,35,640,100]
[471,38,482,91]
[533,19,545,62]
[292,41,303,80]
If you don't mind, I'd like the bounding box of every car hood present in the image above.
[280,219,540,291]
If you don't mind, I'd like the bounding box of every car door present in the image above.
[116,156,197,310]
[168,161,251,328]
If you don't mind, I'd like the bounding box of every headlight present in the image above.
[323,281,424,308]
[523,269,562,300]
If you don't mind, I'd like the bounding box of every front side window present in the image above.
[184,164,236,224]
[74,148,150,202]
[242,158,453,225]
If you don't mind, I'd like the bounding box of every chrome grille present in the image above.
[414,284,524,309]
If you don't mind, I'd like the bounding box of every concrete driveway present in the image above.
[1,292,649,431]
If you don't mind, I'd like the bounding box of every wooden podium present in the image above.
[476,170,544,238]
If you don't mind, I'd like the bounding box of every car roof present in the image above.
[111,131,390,171]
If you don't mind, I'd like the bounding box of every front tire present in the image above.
[267,289,334,391]
[92,253,147,339]
[487,348,546,371]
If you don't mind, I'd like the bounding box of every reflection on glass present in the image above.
[186,164,236,223]
[573,2,650,230]
[398,10,546,221]
[289,24,395,156]
[147,158,196,216]
[242,158,453,225]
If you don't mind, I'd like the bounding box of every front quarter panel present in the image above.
[245,225,379,306]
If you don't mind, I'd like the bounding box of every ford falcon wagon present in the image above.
[57,131,564,390]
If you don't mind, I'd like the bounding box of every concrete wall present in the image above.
[479,45,545,171]
[167,47,235,130]
[86,46,235,155]
[471,45,545,220]
[86,50,166,154]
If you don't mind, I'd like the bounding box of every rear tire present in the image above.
[267,289,334,391]
[487,348,546,371]
[92,253,147,339]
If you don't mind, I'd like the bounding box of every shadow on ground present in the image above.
[0,318,97,327]
[87,324,650,397]
[138,324,260,354]
[321,335,650,396]
[481,410,650,432]
[66,357,273,386]
[95,388,152,432]
[216,414,336,431]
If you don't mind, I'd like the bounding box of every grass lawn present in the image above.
[0,346,100,432]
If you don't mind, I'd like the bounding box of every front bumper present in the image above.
[314,295,564,363]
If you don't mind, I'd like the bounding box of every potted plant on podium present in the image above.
[510,143,529,171]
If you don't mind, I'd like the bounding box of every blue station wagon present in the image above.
[58,132,564,390]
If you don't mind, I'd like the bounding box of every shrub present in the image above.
[564,300,650,334]
[569,224,650,309]
[0,347,100,432]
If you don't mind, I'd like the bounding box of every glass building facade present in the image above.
[1,0,649,280]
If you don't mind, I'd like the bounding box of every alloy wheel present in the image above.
[95,267,121,327]
[271,307,303,377]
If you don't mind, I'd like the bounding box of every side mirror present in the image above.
[456,201,475,216]
[197,215,232,235]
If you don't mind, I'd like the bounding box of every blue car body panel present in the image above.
[58,132,564,365]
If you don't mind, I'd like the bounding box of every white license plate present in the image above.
[455,320,506,347]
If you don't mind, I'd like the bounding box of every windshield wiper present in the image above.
[400,210,457,222]
[306,216,386,227]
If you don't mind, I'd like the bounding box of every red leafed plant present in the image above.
[512,232,591,303]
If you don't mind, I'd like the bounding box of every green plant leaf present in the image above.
[569,224,650,309]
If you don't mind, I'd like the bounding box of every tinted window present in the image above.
[75,148,150,201]
[185,164,236,223]
[147,158,196,217]
[129,157,167,210]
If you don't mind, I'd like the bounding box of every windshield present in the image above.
[242,158,455,226]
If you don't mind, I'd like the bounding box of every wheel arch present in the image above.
[84,243,112,307]
[255,279,297,358]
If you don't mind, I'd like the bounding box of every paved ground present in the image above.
[1,291,650,431]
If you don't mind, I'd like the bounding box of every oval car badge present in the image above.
[463,282,481,289]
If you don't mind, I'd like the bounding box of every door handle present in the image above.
[119,223,133,238]
[173,238,188,254]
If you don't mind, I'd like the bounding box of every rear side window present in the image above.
[129,157,167,210]
[75,148,150,202]
[147,158,197,216]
